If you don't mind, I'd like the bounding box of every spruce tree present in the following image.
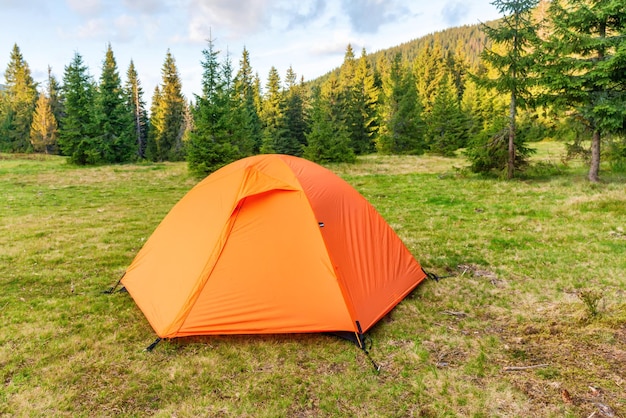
[540,0,626,182]
[94,44,136,163]
[477,0,540,179]
[145,86,162,161]
[259,66,285,153]
[58,52,97,164]
[125,60,149,159]
[30,91,58,154]
[354,48,379,153]
[187,38,240,176]
[426,74,468,156]
[377,54,426,154]
[234,47,263,152]
[46,66,63,131]
[276,66,307,156]
[150,50,186,161]
[1,44,38,152]
[304,79,355,163]
[414,43,445,114]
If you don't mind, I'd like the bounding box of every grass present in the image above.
[1,144,625,417]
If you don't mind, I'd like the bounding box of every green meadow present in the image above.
[1,143,625,417]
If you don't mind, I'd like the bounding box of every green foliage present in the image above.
[0,44,38,152]
[414,44,446,114]
[476,0,541,179]
[377,54,426,155]
[577,289,604,319]
[539,0,626,181]
[58,52,98,164]
[273,66,308,156]
[234,47,263,153]
[465,118,536,176]
[29,92,58,154]
[148,50,186,162]
[304,85,356,163]
[93,44,137,163]
[259,66,287,154]
[187,38,252,177]
[606,135,626,172]
[426,74,467,156]
[125,60,149,159]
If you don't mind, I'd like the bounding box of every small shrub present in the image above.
[577,288,604,318]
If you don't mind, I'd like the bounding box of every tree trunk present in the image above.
[507,92,516,180]
[589,129,601,182]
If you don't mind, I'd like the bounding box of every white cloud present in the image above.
[186,0,274,42]
[122,0,167,15]
[66,0,103,17]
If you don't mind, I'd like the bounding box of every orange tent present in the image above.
[121,154,426,346]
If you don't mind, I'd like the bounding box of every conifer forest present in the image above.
[1,0,625,181]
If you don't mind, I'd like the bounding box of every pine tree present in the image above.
[150,50,186,161]
[1,44,38,152]
[145,86,162,161]
[377,54,426,154]
[478,0,541,179]
[187,38,241,176]
[259,66,285,153]
[414,43,445,114]
[352,48,379,154]
[304,78,355,163]
[234,47,263,152]
[426,73,467,156]
[540,0,626,182]
[222,51,256,157]
[58,52,97,164]
[46,66,63,129]
[30,91,57,154]
[125,60,148,159]
[276,66,307,156]
[94,44,136,163]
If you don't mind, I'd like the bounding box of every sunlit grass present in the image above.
[1,144,624,416]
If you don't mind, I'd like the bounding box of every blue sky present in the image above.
[1,0,501,101]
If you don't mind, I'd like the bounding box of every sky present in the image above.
[1,0,502,102]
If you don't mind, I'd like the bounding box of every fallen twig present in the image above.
[502,363,549,372]
[442,310,467,318]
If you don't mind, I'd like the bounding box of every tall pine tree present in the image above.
[30,91,57,154]
[187,38,241,176]
[477,0,540,179]
[276,66,307,156]
[259,66,285,153]
[94,43,136,163]
[540,0,626,182]
[125,60,149,159]
[1,44,38,152]
[377,54,426,154]
[304,78,355,163]
[149,50,186,161]
[426,73,467,156]
[58,52,97,164]
[234,47,263,152]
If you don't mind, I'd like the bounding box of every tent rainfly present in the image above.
[118,154,427,348]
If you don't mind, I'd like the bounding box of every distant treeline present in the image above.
[1,0,624,180]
